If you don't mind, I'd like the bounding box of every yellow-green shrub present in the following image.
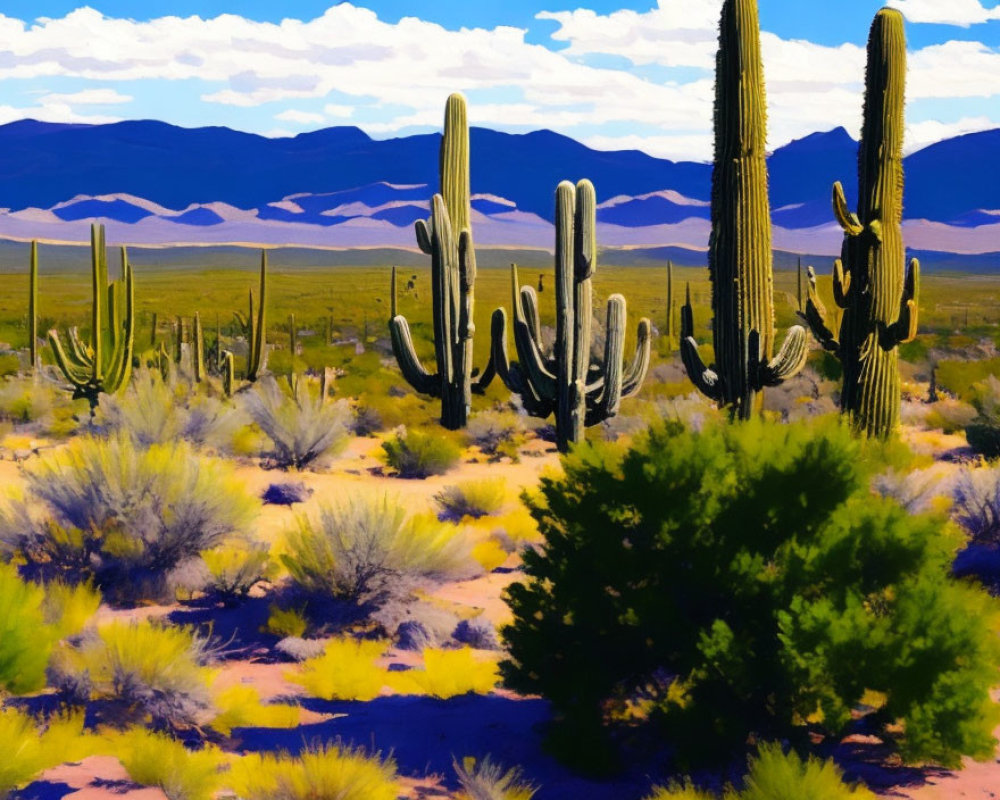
[391,647,499,699]
[0,709,94,798]
[454,756,537,800]
[210,685,300,736]
[113,727,226,800]
[435,478,507,520]
[381,426,461,478]
[229,744,398,800]
[201,540,273,598]
[289,637,391,701]
[472,537,509,572]
[265,604,309,639]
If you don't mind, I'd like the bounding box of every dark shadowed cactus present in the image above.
[801,8,918,438]
[490,179,651,452]
[48,224,134,404]
[665,259,675,351]
[288,313,297,357]
[28,240,38,371]
[681,0,808,419]
[150,311,158,347]
[174,316,184,364]
[389,92,494,429]
[222,350,235,397]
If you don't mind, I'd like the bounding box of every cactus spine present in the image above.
[389,93,494,430]
[491,180,652,452]
[801,8,918,438]
[28,240,38,371]
[680,0,808,419]
[48,224,134,403]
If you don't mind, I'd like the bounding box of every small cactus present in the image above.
[222,350,236,397]
[193,312,205,383]
[48,224,135,404]
[28,240,38,371]
[233,251,268,381]
[800,7,918,438]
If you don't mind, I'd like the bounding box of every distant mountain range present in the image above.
[0,119,997,265]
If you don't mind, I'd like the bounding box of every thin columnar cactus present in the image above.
[801,7,918,438]
[28,240,38,371]
[490,179,652,452]
[174,316,184,364]
[193,312,205,383]
[665,259,675,351]
[389,92,494,430]
[48,224,134,404]
[222,350,235,397]
[288,313,297,357]
[234,251,268,381]
[150,312,158,347]
[680,0,808,419]
[797,257,804,312]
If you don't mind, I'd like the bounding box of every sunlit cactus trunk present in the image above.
[801,8,918,439]
[680,0,808,419]
[28,240,38,371]
[388,93,494,430]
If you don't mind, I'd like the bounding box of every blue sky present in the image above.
[0,0,997,161]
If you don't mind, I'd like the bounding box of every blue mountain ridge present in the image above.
[0,119,995,228]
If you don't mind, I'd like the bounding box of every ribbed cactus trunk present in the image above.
[28,240,38,371]
[680,0,807,417]
[245,251,267,382]
[801,8,918,439]
[489,180,652,453]
[665,260,675,351]
[193,312,205,383]
[389,93,494,430]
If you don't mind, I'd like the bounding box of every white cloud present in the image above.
[37,87,132,105]
[275,108,324,124]
[906,115,998,151]
[889,0,1000,26]
[0,102,121,124]
[0,3,993,161]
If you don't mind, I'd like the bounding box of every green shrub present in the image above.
[381,426,461,478]
[0,354,19,378]
[0,709,94,798]
[282,495,471,606]
[966,375,1000,459]
[924,398,978,433]
[502,418,1000,768]
[201,540,273,599]
[242,376,351,469]
[0,377,53,424]
[646,743,874,799]
[937,358,1000,402]
[229,743,398,800]
[465,411,526,459]
[0,434,258,602]
[435,478,507,519]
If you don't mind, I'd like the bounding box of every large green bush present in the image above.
[501,419,1000,768]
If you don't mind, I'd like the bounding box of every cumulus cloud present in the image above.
[889,0,1000,26]
[0,3,993,161]
[906,115,998,151]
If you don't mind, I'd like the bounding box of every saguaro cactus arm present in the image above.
[800,266,840,353]
[888,258,920,345]
[679,284,722,401]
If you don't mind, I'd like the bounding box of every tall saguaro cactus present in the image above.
[389,93,493,430]
[801,8,918,438]
[491,179,651,452]
[681,0,808,418]
[28,240,38,371]
[48,224,135,404]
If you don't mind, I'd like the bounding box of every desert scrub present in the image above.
[54,619,215,729]
[242,375,351,469]
[952,466,1000,545]
[282,495,472,607]
[0,376,53,424]
[0,563,98,694]
[381,426,461,477]
[502,418,1000,768]
[94,367,243,450]
[646,743,874,799]
[435,478,507,519]
[210,685,300,736]
[465,410,526,460]
[113,727,225,800]
[966,375,1000,459]
[230,744,398,800]
[0,708,94,799]
[0,433,258,602]
[392,647,500,699]
[453,756,537,800]
[289,636,392,701]
[200,539,273,600]
[265,603,309,638]
[923,398,978,434]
